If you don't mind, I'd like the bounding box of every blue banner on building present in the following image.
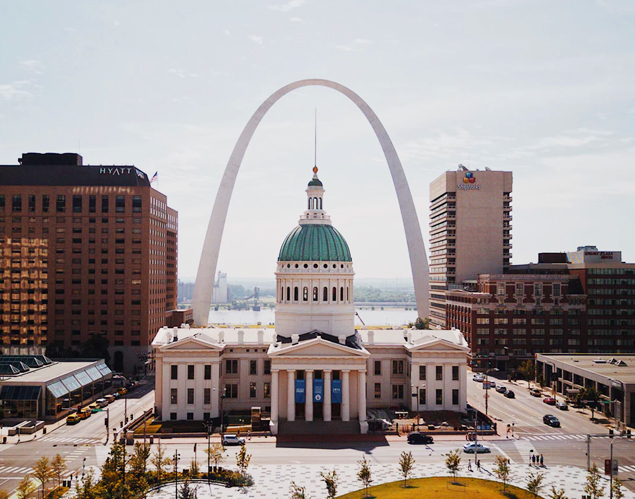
[313,378,324,403]
[295,379,305,404]
[332,379,342,404]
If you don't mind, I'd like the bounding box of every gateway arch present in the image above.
[192,79,429,326]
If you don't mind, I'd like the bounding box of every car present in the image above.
[543,397,556,405]
[473,374,485,382]
[96,398,109,407]
[407,432,434,445]
[104,394,116,404]
[66,414,81,425]
[118,387,128,396]
[88,402,101,413]
[556,401,568,411]
[78,408,91,419]
[495,385,507,393]
[222,434,246,446]
[463,442,491,454]
[543,415,560,427]
[504,390,515,399]
[530,389,542,397]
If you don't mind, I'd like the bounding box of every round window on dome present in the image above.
[323,264,328,269]
[313,264,318,269]
[341,264,344,268]
[295,264,299,268]
[304,264,308,268]
[287,264,290,268]
[333,264,336,268]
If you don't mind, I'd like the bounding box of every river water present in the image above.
[208,307,418,327]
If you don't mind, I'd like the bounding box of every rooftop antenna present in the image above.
[314,107,317,167]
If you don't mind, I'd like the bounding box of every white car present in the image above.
[472,374,485,382]
[222,434,246,446]
[463,442,491,454]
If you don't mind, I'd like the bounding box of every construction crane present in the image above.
[236,287,260,311]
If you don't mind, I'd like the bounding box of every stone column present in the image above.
[324,370,332,422]
[306,370,314,422]
[270,370,279,423]
[358,370,367,421]
[287,370,295,422]
[342,370,350,422]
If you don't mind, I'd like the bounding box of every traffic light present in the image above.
[609,429,614,437]
[104,418,108,427]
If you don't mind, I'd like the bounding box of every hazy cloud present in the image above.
[0,81,33,101]
[289,17,303,22]
[20,60,44,74]
[269,0,305,13]
[334,38,372,51]
[168,69,199,78]
[249,35,264,44]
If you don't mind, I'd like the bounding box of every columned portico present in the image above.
[306,370,314,422]
[270,370,279,433]
[324,370,332,422]
[287,370,296,422]
[342,370,350,422]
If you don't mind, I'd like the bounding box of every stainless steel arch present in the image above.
[192,79,429,325]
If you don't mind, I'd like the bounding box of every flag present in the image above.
[150,172,158,183]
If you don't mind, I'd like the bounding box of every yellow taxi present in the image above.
[104,394,116,404]
[117,387,128,396]
[66,413,81,425]
[77,408,91,420]
[88,402,101,413]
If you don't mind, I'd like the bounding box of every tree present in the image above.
[583,387,601,420]
[289,481,311,499]
[518,360,535,380]
[612,478,625,499]
[0,490,10,499]
[151,440,172,483]
[236,445,252,476]
[414,317,430,330]
[493,455,511,493]
[205,443,225,470]
[357,456,373,498]
[33,456,52,498]
[178,478,195,499]
[584,464,605,499]
[127,443,149,498]
[76,469,98,499]
[51,454,67,490]
[320,470,339,499]
[526,471,545,498]
[548,486,568,499]
[189,458,200,477]
[95,442,130,499]
[445,449,461,482]
[398,451,415,488]
[17,475,35,499]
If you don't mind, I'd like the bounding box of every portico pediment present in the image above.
[407,338,469,354]
[159,336,224,352]
[268,338,370,358]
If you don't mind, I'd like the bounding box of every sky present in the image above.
[1,1,634,282]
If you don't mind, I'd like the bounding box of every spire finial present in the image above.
[314,107,317,168]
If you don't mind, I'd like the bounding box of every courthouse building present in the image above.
[153,168,469,434]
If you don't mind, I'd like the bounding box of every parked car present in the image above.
[407,432,434,445]
[463,442,491,454]
[104,394,116,404]
[556,401,568,410]
[78,408,91,419]
[543,415,561,427]
[66,413,81,425]
[473,374,485,382]
[88,402,101,413]
[118,387,128,396]
[495,385,507,393]
[96,398,109,408]
[222,434,246,446]
[543,397,556,405]
[530,389,542,397]
[504,390,515,399]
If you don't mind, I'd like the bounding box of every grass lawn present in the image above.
[337,476,538,499]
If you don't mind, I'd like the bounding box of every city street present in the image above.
[0,379,634,495]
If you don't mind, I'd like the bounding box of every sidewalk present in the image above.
[147,462,635,498]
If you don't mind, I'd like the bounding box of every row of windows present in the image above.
[169,360,273,380]
[382,360,460,381]
[169,382,271,406]
[0,194,142,214]
[279,285,349,303]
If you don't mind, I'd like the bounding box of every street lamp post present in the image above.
[82,457,86,478]
[173,451,180,499]
[484,366,499,416]
[220,394,226,437]
[203,419,213,485]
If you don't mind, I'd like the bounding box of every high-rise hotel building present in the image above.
[0,153,177,373]
[429,166,513,327]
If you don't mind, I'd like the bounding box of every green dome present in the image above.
[278,224,352,262]
[308,178,323,187]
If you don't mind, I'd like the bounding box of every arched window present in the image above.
[286,287,290,301]
[303,287,308,301]
[313,197,318,208]
[319,197,322,209]
[332,287,337,302]
[308,198,312,210]
[346,286,349,301]
[323,287,328,302]
[313,287,318,301]
[294,286,299,302]
[340,287,344,301]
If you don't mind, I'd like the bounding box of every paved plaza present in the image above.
[147,462,635,499]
